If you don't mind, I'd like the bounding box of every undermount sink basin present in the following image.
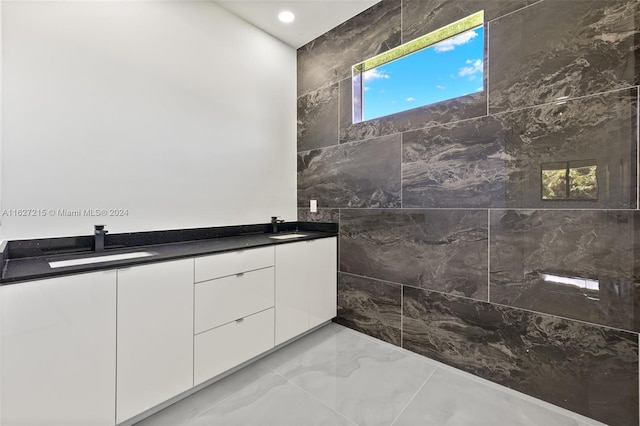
[269,233,307,240]
[48,251,155,268]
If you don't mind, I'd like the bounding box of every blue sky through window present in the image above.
[361,26,484,121]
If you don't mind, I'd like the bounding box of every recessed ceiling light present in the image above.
[278,11,295,23]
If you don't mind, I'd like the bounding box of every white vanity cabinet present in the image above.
[0,234,337,426]
[0,271,117,426]
[275,237,337,345]
[193,247,275,385]
[116,259,194,423]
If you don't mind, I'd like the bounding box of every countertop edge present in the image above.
[1,231,338,286]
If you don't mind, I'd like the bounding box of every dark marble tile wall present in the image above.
[401,0,537,43]
[340,209,488,301]
[491,210,640,332]
[297,0,401,97]
[339,79,486,144]
[488,0,640,113]
[402,88,638,209]
[297,83,339,151]
[336,272,402,346]
[403,287,639,426]
[297,0,640,424]
[296,208,340,224]
[297,134,401,208]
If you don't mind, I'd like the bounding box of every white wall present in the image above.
[1,0,297,240]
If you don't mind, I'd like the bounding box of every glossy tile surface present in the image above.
[297,83,339,152]
[297,0,401,96]
[135,363,273,426]
[402,88,638,209]
[489,0,640,113]
[402,287,639,426]
[401,0,536,43]
[336,272,402,346]
[339,79,486,144]
[297,135,401,208]
[490,210,640,332]
[262,324,436,426]
[189,373,353,426]
[393,368,594,426]
[340,209,488,300]
[297,208,340,224]
[138,323,608,426]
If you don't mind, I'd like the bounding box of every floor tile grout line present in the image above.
[331,323,607,426]
[389,367,437,426]
[270,369,360,426]
[189,371,280,421]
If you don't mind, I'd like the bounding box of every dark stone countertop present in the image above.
[0,222,338,285]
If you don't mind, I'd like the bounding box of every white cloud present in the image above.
[476,86,484,92]
[434,30,478,53]
[363,68,390,82]
[406,97,416,102]
[436,85,446,90]
[364,86,371,91]
[458,59,483,76]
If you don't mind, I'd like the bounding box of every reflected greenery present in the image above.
[541,161,597,201]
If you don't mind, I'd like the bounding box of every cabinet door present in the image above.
[116,259,193,423]
[275,242,310,345]
[1,271,116,426]
[308,237,337,329]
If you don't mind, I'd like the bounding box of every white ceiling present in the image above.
[214,0,381,48]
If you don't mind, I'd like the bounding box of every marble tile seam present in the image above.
[485,0,545,24]
[487,210,491,303]
[485,85,639,117]
[269,368,359,426]
[339,270,640,336]
[297,78,344,100]
[388,367,436,426]
[297,84,638,154]
[337,80,341,148]
[338,270,404,289]
[191,369,275,422]
[332,207,640,212]
[486,22,490,118]
[333,322,607,426]
[400,131,404,209]
[400,281,404,348]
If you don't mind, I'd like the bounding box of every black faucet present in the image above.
[270,216,284,233]
[94,225,107,252]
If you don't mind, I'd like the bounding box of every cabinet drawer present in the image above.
[194,308,274,385]
[195,247,274,283]
[195,267,274,334]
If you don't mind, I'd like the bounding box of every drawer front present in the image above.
[194,308,274,385]
[195,247,274,283]
[195,267,274,334]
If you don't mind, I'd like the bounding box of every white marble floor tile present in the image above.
[190,372,355,426]
[392,367,598,426]
[262,323,438,426]
[136,323,605,426]
[136,363,272,426]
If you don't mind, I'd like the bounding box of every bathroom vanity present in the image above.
[0,222,338,425]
